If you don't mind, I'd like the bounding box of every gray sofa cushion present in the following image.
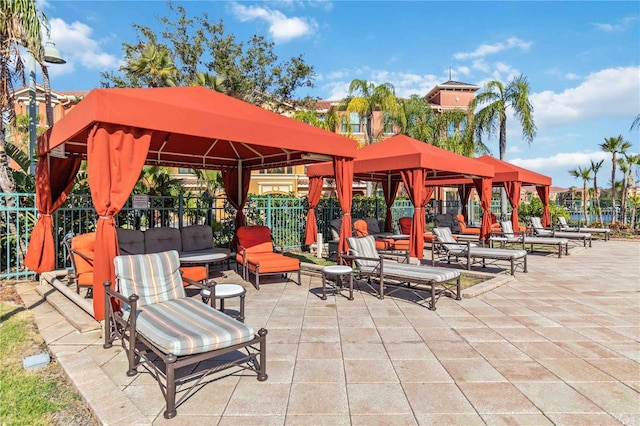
[116,228,146,255]
[329,218,343,240]
[144,227,182,254]
[364,217,381,234]
[181,225,214,252]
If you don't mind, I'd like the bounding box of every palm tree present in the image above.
[569,166,592,225]
[618,153,639,225]
[599,135,632,218]
[631,114,640,132]
[471,74,536,216]
[0,0,47,195]
[589,159,605,225]
[471,74,537,161]
[342,79,403,146]
[191,71,225,92]
[292,105,342,133]
[123,41,178,87]
[394,95,434,142]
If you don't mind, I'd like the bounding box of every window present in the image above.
[342,112,362,133]
[260,167,293,174]
[178,168,191,174]
[383,112,394,134]
[447,123,456,137]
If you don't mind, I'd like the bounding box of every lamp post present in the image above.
[28,40,66,175]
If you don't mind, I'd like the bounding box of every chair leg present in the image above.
[163,354,178,419]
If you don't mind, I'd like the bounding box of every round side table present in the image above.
[321,265,354,301]
[200,282,246,323]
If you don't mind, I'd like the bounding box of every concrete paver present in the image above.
[13,239,640,425]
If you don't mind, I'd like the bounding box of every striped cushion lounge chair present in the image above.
[494,221,569,258]
[344,235,461,310]
[432,227,528,275]
[103,250,267,419]
[530,217,592,248]
[557,216,610,241]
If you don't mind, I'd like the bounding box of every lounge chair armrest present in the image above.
[104,281,136,306]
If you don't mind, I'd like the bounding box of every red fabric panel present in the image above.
[334,158,353,262]
[88,124,151,321]
[223,168,251,247]
[400,169,427,259]
[383,179,400,233]
[504,181,522,232]
[536,185,551,227]
[457,184,473,222]
[24,151,81,273]
[473,177,493,243]
[304,176,323,245]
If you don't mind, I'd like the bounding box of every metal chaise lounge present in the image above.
[491,221,570,258]
[103,250,267,419]
[344,235,461,310]
[557,216,610,241]
[530,216,592,248]
[432,227,528,275]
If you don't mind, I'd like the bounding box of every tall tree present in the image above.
[0,0,47,195]
[342,80,402,146]
[618,153,639,224]
[589,159,605,225]
[569,166,592,225]
[599,135,632,218]
[471,74,536,161]
[631,114,640,132]
[101,3,315,113]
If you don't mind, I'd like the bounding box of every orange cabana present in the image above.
[307,135,494,259]
[431,155,553,230]
[24,87,357,320]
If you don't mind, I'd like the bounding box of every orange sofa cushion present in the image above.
[236,226,274,253]
[456,214,481,235]
[71,232,95,285]
[179,266,207,287]
[353,219,369,237]
[245,253,299,273]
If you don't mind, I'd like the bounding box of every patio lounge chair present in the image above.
[63,232,96,297]
[344,235,461,310]
[432,227,528,275]
[530,217,592,248]
[492,221,569,258]
[456,214,480,235]
[398,216,439,244]
[103,250,267,419]
[236,225,301,290]
[557,216,610,241]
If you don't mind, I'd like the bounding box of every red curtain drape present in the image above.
[504,181,522,231]
[334,157,353,261]
[383,178,400,233]
[457,184,473,222]
[24,151,81,273]
[401,169,429,259]
[304,176,324,244]
[473,177,493,243]
[223,167,251,248]
[536,185,551,227]
[88,124,151,321]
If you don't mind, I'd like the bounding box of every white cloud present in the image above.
[531,66,640,128]
[47,18,120,77]
[453,37,531,60]
[230,2,317,43]
[593,16,638,32]
[511,151,613,187]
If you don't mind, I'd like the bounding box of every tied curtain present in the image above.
[304,176,324,245]
[88,124,151,321]
[473,177,493,243]
[504,181,522,231]
[334,157,353,260]
[400,169,430,259]
[536,185,551,227]
[457,184,474,222]
[382,178,400,233]
[223,168,251,249]
[24,150,81,273]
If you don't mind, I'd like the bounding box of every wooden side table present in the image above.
[321,265,354,301]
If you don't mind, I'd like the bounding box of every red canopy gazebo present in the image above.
[430,155,552,230]
[306,135,494,259]
[24,86,358,320]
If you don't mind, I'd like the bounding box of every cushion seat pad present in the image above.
[448,247,527,260]
[538,230,590,239]
[522,237,569,245]
[134,297,255,356]
[359,262,460,283]
[245,253,299,273]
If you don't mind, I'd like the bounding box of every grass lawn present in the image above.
[0,302,96,425]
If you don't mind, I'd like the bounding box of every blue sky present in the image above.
[37,0,639,188]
